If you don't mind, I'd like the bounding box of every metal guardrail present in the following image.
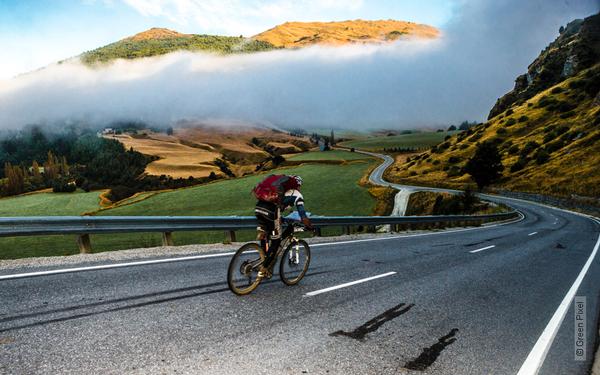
[0,212,519,253]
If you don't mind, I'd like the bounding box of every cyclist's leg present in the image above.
[265,207,282,267]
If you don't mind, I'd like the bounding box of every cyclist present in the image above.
[253,175,312,275]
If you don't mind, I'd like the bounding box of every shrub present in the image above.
[505,118,516,126]
[520,141,539,156]
[535,149,550,164]
[448,156,461,164]
[432,159,441,165]
[550,86,564,94]
[555,101,576,112]
[560,111,575,118]
[464,141,504,189]
[447,165,463,177]
[506,108,514,115]
[538,96,557,108]
[543,132,557,143]
[518,115,529,122]
[52,179,76,193]
[468,133,483,142]
[510,157,528,172]
[108,185,137,201]
[508,145,520,155]
[460,144,469,150]
[545,140,565,153]
[496,128,507,135]
[409,171,417,176]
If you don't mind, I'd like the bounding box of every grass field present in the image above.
[0,190,103,216]
[287,150,371,161]
[0,151,376,259]
[339,131,458,151]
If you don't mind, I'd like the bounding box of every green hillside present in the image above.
[81,29,277,65]
[0,190,102,216]
[0,152,375,259]
[340,131,457,152]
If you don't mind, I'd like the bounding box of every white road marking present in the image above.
[0,252,236,281]
[469,245,496,254]
[517,232,600,375]
[0,212,525,281]
[528,232,538,236]
[305,272,397,297]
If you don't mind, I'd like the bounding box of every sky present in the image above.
[0,0,456,79]
[0,0,598,130]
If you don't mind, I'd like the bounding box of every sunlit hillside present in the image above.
[253,19,439,47]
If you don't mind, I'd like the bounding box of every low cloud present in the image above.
[0,0,597,131]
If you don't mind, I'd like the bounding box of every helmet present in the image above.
[291,175,303,186]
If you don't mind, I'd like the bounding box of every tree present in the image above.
[166,127,174,136]
[330,129,335,146]
[464,141,504,189]
[448,125,457,131]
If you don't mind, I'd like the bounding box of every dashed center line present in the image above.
[528,232,538,236]
[469,245,496,254]
[305,272,397,296]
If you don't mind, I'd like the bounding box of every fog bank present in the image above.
[0,0,597,130]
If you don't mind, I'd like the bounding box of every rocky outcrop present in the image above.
[489,13,600,118]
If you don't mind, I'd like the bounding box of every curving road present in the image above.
[0,154,599,375]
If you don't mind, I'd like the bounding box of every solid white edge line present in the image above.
[516,232,600,375]
[469,245,496,254]
[0,251,236,281]
[0,212,525,281]
[528,232,538,236]
[305,271,397,297]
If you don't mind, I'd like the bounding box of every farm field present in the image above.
[0,190,103,216]
[287,150,371,161]
[339,131,458,151]
[107,133,222,178]
[0,151,376,259]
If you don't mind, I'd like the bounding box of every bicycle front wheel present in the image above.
[227,243,266,295]
[280,240,311,286]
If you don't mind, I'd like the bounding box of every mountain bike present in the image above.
[227,219,311,295]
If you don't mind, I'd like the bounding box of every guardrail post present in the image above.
[77,234,92,254]
[345,226,351,235]
[315,227,322,237]
[162,232,174,246]
[224,230,236,244]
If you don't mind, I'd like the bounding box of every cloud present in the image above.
[0,0,597,131]
[120,0,364,36]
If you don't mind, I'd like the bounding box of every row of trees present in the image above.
[2,151,71,196]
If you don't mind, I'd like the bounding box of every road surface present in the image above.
[0,155,599,375]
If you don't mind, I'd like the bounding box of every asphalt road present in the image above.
[1,156,599,374]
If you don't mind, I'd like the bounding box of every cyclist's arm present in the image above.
[282,191,307,219]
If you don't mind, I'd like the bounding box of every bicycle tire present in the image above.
[227,243,266,295]
[279,239,311,286]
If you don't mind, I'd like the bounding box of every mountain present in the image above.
[80,28,277,64]
[252,19,439,48]
[489,14,600,118]
[387,13,600,199]
[80,20,439,64]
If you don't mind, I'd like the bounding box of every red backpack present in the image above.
[253,175,299,203]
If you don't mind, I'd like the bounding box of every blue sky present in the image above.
[0,0,456,79]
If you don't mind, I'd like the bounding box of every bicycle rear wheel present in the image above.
[280,240,310,286]
[227,243,265,295]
